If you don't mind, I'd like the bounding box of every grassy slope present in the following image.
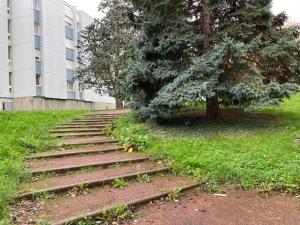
[0,110,86,224]
[114,95,300,194]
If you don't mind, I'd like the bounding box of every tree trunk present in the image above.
[202,0,222,119]
[206,95,222,120]
[115,98,123,109]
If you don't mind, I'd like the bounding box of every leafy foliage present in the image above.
[120,0,300,120]
[112,115,151,151]
[76,0,136,104]
[112,178,128,188]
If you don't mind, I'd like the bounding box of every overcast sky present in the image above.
[66,0,300,22]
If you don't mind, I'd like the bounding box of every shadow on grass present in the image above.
[152,108,286,138]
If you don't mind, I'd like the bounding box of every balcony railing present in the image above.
[34,9,40,24]
[35,35,41,50]
[36,86,43,96]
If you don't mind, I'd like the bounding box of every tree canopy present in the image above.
[120,0,300,120]
[76,0,136,107]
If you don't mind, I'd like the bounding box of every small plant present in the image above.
[100,204,137,225]
[137,174,151,183]
[159,188,166,193]
[112,178,128,188]
[104,121,116,136]
[35,192,55,200]
[168,188,181,201]
[206,182,220,193]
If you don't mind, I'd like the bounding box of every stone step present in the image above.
[17,165,169,199]
[63,121,110,125]
[78,116,121,119]
[15,174,197,225]
[58,136,117,146]
[50,128,104,133]
[27,152,149,175]
[25,144,123,160]
[51,131,105,138]
[55,124,107,129]
[70,120,115,123]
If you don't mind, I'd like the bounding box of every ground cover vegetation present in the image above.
[113,94,300,194]
[0,110,86,224]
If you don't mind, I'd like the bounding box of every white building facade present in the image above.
[0,0,116,111]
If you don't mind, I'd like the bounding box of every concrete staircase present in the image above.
[12,110,199,225]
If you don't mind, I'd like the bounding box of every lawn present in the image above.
[0,110,87,224]
[113,94,300,194]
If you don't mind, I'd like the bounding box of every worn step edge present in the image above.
[50,129,104,134]
[16,167,170,200]
[25,146,123,160]
[59,139,118,147]
[76,113,126,118]
[60,122,110,125]
[29,157,150,175]
[55,125,107,129]
[52,132,105,138]
[52,182,200,225]
[73,118,117,120]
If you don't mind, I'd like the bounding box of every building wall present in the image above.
[0,0,10,99]
[42,0,67,99]
[0,0,116,111]
[13,97,115,111]
[12,0,36,97]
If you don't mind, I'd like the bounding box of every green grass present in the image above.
[113,95,300,194]
[0,110,87,224]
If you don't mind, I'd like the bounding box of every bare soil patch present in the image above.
[131,189,300,225]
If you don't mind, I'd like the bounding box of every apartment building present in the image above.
[0,0,116,111]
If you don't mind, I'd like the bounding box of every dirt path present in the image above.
[131,189,300,225]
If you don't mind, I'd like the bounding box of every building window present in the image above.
[8,21,11,34]
[9,72,13,94]
[36,74,41,86]
[35,60,41,75]
[34,24,39,35]
[35,35,41,50]
[66,48,74,61]
[7,0,10,14]
[33,0,39,10]
[9,73,12,86]
[8,46,11,59]
[66,69,74,80]
[65,26,74,40]
[34,9,40,24]
[67,80,74,91]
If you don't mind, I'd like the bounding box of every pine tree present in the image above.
[122,0,300,119]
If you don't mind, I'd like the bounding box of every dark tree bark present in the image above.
[206,95,222,119]
[115,98,124,109]
[202,0,222,119]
